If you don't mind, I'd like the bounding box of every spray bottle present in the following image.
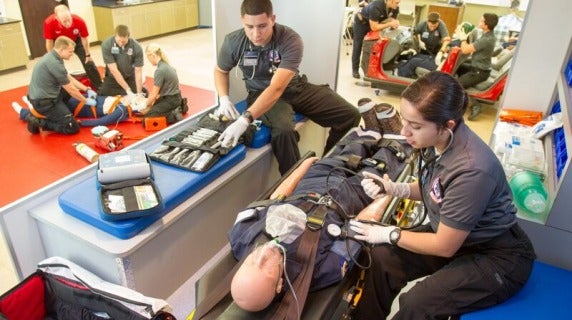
[74,142,100,163]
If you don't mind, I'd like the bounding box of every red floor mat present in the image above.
[0,79,214,208]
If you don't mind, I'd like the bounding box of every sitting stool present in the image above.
[461,260,572,319]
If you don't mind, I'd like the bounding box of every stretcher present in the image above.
[191,131,418,319]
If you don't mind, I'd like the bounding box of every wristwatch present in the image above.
[389,227,401,245]
[242,110,254,123]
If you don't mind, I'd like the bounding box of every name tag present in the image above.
[243,50,259,66]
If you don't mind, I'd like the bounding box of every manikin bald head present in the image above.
[231,241,284,311]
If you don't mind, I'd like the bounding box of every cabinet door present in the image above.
[187,0,199,28]
[428,4,463,37]
[159,2,176,35]
[0,23,28,70]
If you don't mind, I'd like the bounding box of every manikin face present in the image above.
[241,13,276,47]
[231,243,284,311]
[399,98,449,151]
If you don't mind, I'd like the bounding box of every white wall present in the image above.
[213,0,345,103]
[500,0,572,112]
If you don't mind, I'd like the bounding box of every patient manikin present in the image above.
[12,94,147,127]
[231,240,286,312]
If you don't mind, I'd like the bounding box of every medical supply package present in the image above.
[96,149,164,221]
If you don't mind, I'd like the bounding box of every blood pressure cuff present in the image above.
[148,112,257,172]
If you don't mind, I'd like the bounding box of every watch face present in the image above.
[390,228,401,244]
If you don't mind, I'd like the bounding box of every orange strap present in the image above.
[28,107,47,119]
[72,100,89,118]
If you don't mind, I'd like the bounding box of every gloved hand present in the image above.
[85,98,97,107]
[125,88,137,100]
[349,220,397,244]
[218,116,249,148]
[215,95,240,120]
[418,40,427,51]
[454,25,469,41]
[86,88,97,99]
[361,171,411,199]
[435,50,446,66]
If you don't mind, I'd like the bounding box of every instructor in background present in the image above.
[352,0,400,79]
[214,0,360,175]
[44,4,102,91]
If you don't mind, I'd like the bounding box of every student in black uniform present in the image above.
[351,71,536,319]
[99,25,145,97]
[351,0,401,79]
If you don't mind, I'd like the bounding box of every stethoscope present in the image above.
[236,36,278,80]
[412,127,455,229]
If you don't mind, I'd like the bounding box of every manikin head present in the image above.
[231,241,284,311]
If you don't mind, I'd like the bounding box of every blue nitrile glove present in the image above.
[85,98,97,107]
[86,88,97,99]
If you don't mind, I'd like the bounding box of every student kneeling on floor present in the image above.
[138,43,186,125]
[24,36,98,135]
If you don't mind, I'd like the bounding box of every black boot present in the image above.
[25,114,41,134]
[357,98,381,132]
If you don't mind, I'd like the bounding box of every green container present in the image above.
[509,171,548,216]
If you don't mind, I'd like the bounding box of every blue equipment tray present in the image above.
[58,145,246,239]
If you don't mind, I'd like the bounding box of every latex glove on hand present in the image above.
[215,95,240,120]
[125,88,137,100]
[218,116,249,148]
[361,171,411,199]
[360,171,387,199]
[86,88,97,99]
[85,98,97,107]
[350,220,397,244]
[418,40,427,51]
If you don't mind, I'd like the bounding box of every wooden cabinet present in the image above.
[427,3,464,36]
[93,0,199,41]
[0,22,28,71]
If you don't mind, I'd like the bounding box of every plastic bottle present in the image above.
[74,143,99,163]
[509,170,548,216]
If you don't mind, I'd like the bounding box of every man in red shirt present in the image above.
[44,4,102,91]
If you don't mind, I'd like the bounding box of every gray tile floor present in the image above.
[0,27,497,318]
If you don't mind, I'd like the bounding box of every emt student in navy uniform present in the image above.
[350,71,536,319]
[351,0,401,79]
[214,0,360,175]
[99,25,145,98]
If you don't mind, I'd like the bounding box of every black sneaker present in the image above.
[352,71,360,79]
[25,114,40,134]
[468,104,482,121]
